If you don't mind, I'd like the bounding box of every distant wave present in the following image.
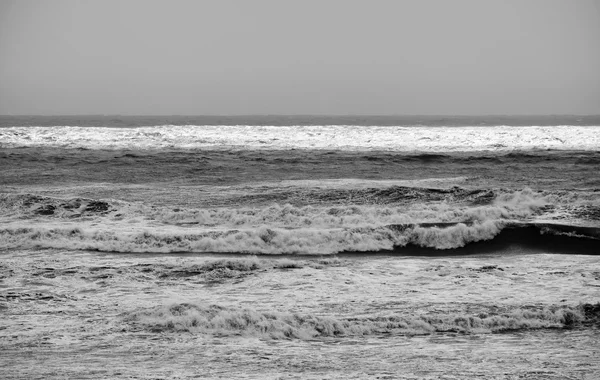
[2,125,599,151]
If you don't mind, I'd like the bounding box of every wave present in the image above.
[126,302,600,339]
[1,188,598,254]
[1,221,598,255]
[2,125,599,151]
[4,187,596,224]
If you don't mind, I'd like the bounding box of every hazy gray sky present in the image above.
[1,0,599,115]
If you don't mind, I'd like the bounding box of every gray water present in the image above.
[1,116,599,379]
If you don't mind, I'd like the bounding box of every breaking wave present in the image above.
[2,125,599,151]
[1,188,598,254]
[3,187,597,224]
[1,221,598,255]
[126,302,600,339]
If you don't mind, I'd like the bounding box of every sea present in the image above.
[1,115,599,379]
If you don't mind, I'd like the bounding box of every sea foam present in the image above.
[127,302,597,339]
[2,125,599,151]
[1,188,598,254]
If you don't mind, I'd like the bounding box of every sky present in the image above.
[0,0,599,115]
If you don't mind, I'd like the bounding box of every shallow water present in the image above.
[1,249,600,378]
[4,330,600,379]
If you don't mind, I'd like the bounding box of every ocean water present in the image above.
[1,115,599,379]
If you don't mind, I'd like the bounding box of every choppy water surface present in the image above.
[2,250,600,379]
[1,116,599,379]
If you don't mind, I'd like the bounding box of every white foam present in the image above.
[1,188,595,254]
[0,188,551,229]
[0,194,538,254]
[0,221,506,254]
[1,125,598,151]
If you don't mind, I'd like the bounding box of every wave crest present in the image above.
[126,302,599,339]
[0,187,564,227]
[1,188,597,254]
[2,220,598,254]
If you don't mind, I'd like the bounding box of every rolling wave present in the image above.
[1,221,598,255]
[127,302,600,339]
[3,187,595,223]
[1,187,598,255]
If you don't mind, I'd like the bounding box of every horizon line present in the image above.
[2,114,600,118]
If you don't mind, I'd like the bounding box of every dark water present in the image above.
[2,148,600,190]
